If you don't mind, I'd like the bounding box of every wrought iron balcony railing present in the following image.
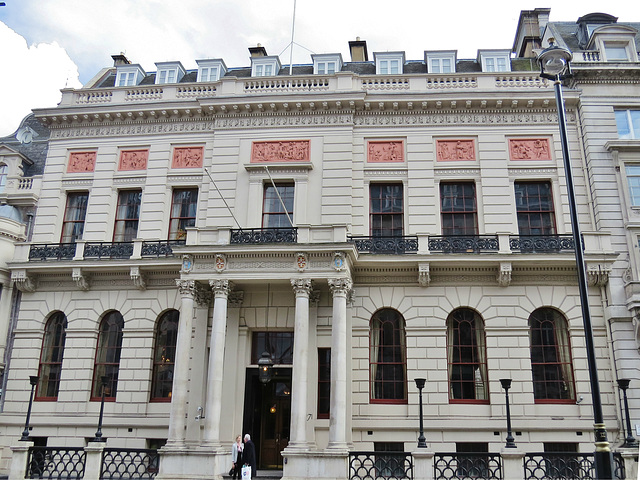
[29,243,77,261]
[141,240,184,257]
[230,227,297,244]
[523,452,625,480]
[434,453,503,480]
[429,235,499,253]
[509,235,575,253]
[349,451,413,480]
[102,448,160,479]
[84,242,134,259]
[349,235,418,254]
[27,446,86,479]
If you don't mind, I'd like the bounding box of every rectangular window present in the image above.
[604,43,629,61]
[201,67,218,82]
[317,348,331,419]
[113,190,142,242]
[264,65,273,76]
[251,332,294,365]
[514,181,556,235]
[317,62,336,75]
[626,165,640,206]
[117,72,135,87]
[379,60,400,75]
[440,183,478,235]
[168,188,198,241]
[370,184,403,237]
[262,183,294,228]
[60,192,88,243]
[256,65,264,76]
[430,58,454,73]
[616,110,640,139]
[157,69,176,84]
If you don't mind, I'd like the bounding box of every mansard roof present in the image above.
[0,113,50,177]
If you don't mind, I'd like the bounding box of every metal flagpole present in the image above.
[204,167,242,229]
[288,0,297,76]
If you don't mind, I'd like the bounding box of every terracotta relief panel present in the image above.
[367,141,404,163]
[509,138,551,161]
[67,151,96,172]
[251,140,310,163]
[436,139,476,162]
[118,149,148,171]
[172,146,204,168]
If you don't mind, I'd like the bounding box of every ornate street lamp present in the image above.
[537,39,614,479]
[499,379,516,448]
[258,351,273,384]
[617,379,638,448]
[20,376,39,441]
[414,378,427,448]
[92,376,109,442]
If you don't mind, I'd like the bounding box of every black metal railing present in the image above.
[349,235,419,254]
[26,446,86,479]
[350,451,413,480]
[230,227,298,244]
[434,453,502,480]
[141,240,184,257]
[509,235,575,253]
[524,452,625,480]
[84,242,134,259]
[29,243,77,261]
[101,448,160,479]
[428,235,499,253]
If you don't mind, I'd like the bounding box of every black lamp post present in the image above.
[617,379,638,448]
[499,379,516,448]
[414,378,427,448]
[258,351,273,384]
[537,39,614,479]
[20,375,39,441]
[92,375,109,442]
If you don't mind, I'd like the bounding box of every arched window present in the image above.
[529,308,575,403]
[370,308,407,403]
[150,310,179,402]
[91,311,124,401]
[447,308,488,403]
[0,164,7,193]
[36,312,67,400]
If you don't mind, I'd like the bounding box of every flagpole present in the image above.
[288,0,297,76]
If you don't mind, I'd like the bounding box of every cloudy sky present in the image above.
[1,0,638,137]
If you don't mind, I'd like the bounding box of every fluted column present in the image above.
[327,277,352,451]
[288,278,312,449]
[167,279,196,447]
[202,279,230,447]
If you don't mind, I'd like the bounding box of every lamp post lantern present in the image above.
[537,39,614,479]
[499,379,516,448]
[20,376,39,441]
[414,378,427,448]
[92,375,109,442]
[258,351,274,384]
[617,379,638,448]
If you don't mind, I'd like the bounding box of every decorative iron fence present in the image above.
[509,235,575,253]
[101,448,159,479]
[141,240,184,257]
[348,235,419,254]
[349,451,413,480]
[29,243,77,261]
[523,452,625,480]
[84,242,134,259]
[434,453,503,480]
[26,446,86,479]
[230,227,297,244]
[428,235,499,253]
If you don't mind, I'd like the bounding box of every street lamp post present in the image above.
[499,379,516,448]
[617,379,638,448]
[537,39,614,479]
[414,378,427,448]
[92,375,109,442]
[20,376,39,441]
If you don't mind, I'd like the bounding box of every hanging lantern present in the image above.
[258,351,273,384]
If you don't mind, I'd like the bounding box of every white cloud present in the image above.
[0,22,82,137]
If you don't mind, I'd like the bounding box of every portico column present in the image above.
[202,279,230,447]
[167,279,196,447]
[327,277,352,451]
[288,278,312,449]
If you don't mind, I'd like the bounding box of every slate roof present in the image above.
[549,20,640,52]
[0,113,50,177]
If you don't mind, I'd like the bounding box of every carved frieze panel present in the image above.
[50,121,215,139]
[509,138,551,161]
[172,146,203,169]
[118,149,148,170]
[436,139,476,162]
[251,140,310,163]
[67,151,96,172]
[367,141,404,163]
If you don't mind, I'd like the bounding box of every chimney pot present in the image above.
[348,38,368,62]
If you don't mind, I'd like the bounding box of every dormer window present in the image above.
[115,64,145,87]
[478,50,511,72]
[604,43,630,61]
[588,25,639,62]
[374,52,405,75]
[425,51,457,74]
[312,54,343,75]
[251,56,281,77]
[155,62,185,84]
[196,59,227,82]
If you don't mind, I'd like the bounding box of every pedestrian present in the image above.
[242,433,257,478]
[231,434,243,479]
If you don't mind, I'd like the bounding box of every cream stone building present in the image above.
[0,8,638,480]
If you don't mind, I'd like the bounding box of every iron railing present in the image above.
[84,242,134,259]
[509,235,575,253]
[29,243,77,261]
[141,240,184,257]
[349,451,413,480]
[434,453,503,480]
[428,235,499,253]
[101,448,160,479]
[523,452,625,480]
[349,235,419,254]
[230,227,297,244]
[26,446,86,479]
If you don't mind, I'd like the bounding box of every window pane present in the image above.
[168,188,198,240]
[91,311,124,399]
[114,190,142,242]
[151,310,179,401]
[514,182,556,235]
[370,184,403,237]
[37,312,67,400]
[317,348,331,418]
[447,309,488,401]
[605,45,628,60]
[262,184,294,228]
[370,309,407,402]
[440,183,477,235]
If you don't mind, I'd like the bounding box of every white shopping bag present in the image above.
[241,465,251,480]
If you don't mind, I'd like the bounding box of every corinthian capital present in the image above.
[328,277,353,296]
[210,279,231,297]
[291,278,313,296]
[176,279,196,297]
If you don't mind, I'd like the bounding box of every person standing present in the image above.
[243,434,257,478]
[231,435,243,479]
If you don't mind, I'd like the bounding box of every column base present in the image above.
[282,449,348,480]
[155,447,227,480]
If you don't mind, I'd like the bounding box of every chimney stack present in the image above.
[348,37,368,62]
[249,44,268,57]
[111,53,131,66]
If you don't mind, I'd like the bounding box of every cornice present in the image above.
[572,67,640,85]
